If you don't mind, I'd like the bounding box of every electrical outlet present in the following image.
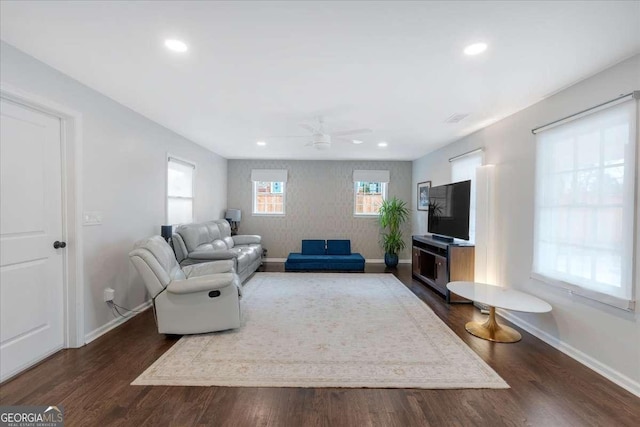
[103,288,115,302]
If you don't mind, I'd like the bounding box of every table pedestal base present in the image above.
[465,306,521,343]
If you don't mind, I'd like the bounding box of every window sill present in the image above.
[531,272,635,311]
[252,213,286,218]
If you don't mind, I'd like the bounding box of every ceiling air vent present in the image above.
[444,113,470,123]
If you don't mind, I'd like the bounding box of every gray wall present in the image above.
[1,42,228,339]
[412,54,640,392]
[228,160,412,259]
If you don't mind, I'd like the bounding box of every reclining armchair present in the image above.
[129,236,242,335]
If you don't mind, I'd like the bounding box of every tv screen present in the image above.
[427,180,471,240]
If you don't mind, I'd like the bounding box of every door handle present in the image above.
[53,241,67,249]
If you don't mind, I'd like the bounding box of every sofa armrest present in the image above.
[167,273,236,294]
[232,235,262,245]
[183,260,235,278]
[189,250,237,260]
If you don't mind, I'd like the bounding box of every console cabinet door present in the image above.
[412,248,420,275]
[434,254,448,289]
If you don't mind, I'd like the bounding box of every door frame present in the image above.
[1,82,85,349]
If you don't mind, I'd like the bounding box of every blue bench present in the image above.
[284,240,365,272]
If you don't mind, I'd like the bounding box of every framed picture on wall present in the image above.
[417,181,431,211]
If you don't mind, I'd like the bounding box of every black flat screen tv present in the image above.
[427,180,471,241]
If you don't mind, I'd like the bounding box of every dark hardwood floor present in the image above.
[1,264,638,426]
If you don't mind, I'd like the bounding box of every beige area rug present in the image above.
[132,273,508,389]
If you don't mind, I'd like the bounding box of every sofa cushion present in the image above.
[327,240,351,255]
[194,242,212,251]
[286,253,329,263]
[286,253,364,263]
[232,246,260,262]
[234,251,251,272]
[302,240,326,255]
[223,236,235,249]
[216,220,232,238]
[177,223,210,253]
[195,239,227,252]
[233,235,262,245]
[205,222,222,241]
[211,239,228,251]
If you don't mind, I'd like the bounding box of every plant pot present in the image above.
[384,253,399,268]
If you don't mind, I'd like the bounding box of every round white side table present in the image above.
[447,281,552,343]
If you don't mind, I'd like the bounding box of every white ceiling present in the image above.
[1,1,639,160]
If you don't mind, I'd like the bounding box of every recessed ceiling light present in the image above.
[464,42,487,56]
[164,39,188,53]
[352,140,364,145]
[378,142,388,147]
[256,141,266,146]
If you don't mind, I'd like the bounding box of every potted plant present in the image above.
[378,197,409,268]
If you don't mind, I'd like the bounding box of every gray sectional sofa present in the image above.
[172,219,262,283]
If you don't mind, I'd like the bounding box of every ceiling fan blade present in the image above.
[330,128,373,137]
[300,123,318,134]
[334,137,353,143]
[266,135,310,138]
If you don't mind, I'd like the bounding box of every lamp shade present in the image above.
[225,209,241,222]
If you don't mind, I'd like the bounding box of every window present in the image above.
[251,169,287,215]
[354,181,387,215]
[533,99,636,309]
[167,156,195,225]
[253,181,285,215]
[353,170,390,216]
[451,150,483,243]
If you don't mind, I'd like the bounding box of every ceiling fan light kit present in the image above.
[314,133,332,150]
[282,117,375,150]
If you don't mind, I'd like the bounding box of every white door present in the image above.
[0,98,64,381]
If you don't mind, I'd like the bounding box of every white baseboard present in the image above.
[84,300,152,344]
[497,309,640,397]
[265,258,411,264]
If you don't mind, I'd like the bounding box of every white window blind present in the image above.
[533,99,636,309]
[451,151,483,243]
[251,169,288,182]
[167,157,195,225]
[353,170,390,183]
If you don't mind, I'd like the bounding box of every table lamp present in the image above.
[225,209,241,234]
[161,225,173,242]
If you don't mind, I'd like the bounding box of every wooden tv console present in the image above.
[411,235,475,303]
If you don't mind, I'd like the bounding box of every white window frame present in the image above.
[531,95,637,310]
[353,181,388,217]
[252,181,286,216]
[166,155,195,225]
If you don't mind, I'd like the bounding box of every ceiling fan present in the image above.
[278,117,373,150]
